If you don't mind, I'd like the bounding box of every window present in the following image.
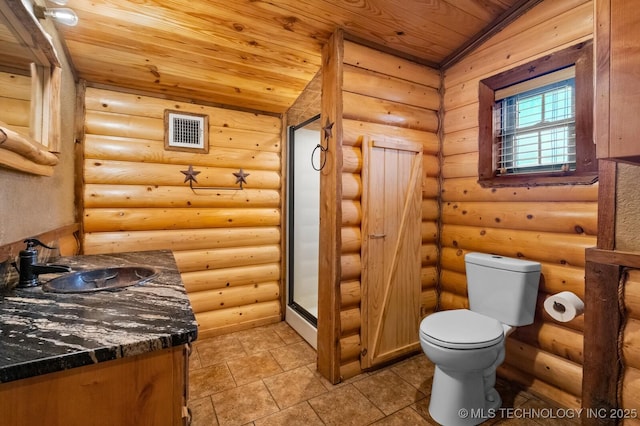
[0,1,62,175]
[478,42,596,187]
[497,68,575,174]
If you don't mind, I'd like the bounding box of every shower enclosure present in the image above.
[286,114,321,348]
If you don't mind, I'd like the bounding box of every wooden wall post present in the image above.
[317,29,344,384]
[582,160,620,425]
[596,160,617,251]
[582,257,621,426]
[74,80,87,255]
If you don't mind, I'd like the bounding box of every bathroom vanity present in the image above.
[0,250,197,425]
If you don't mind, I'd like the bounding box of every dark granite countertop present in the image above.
[0,250,198,383]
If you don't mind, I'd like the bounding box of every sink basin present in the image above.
[42,266,159,293]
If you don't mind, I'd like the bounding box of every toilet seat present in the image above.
[420,309,504,350]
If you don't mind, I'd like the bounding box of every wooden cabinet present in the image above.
[0,345,190,426]
[595,0,640,162]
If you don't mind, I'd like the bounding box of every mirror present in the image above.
[0,0,62,175]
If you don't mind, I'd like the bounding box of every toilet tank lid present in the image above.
[465,252,540,272]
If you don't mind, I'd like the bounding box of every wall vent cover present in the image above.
[164,110,209,153]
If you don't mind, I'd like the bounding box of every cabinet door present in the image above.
[0,347,185,426]
[361,137,423,369]
[596,0,640,160]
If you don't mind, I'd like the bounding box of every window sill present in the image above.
[478,172,598,188]
[0,124,58,176]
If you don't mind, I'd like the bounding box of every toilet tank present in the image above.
[465,252,541,326]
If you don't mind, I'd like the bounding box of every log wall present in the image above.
[81,87,283,339]
[623,270,640,422]
[442,0,595,408]
[337,40,440,380]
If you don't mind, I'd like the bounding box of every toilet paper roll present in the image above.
[543,291,584,322]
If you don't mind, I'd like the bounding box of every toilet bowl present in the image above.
[419,253,541,426]
[420,309,507,426]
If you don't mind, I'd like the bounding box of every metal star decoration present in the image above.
[180,165,248,192]
[233,168,250,189]
[323,120,334,142]
[181,165,200,183]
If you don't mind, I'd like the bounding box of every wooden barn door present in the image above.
[361,138,423,369]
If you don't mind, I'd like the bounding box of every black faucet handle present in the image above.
[24,238,56,251]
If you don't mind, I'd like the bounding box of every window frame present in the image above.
[478,41,596,187]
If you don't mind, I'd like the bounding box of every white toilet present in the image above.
[419,252,541,426]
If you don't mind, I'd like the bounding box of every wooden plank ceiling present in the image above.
[58,0,525,114]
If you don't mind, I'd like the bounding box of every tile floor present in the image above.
[188,322,577,426]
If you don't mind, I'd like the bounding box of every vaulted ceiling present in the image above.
[57,0,534,114]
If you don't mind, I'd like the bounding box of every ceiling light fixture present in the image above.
[33,5,78,26]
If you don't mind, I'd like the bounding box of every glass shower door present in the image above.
[286,115,320,347]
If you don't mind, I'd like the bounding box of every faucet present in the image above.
[12,239,71,288]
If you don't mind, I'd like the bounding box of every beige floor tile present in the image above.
[496,416,546,425]
[254,402,324,426]
[189,396,218,426]
[227,351,283,386]
[235,326,287,354]
[196,333,247,367]
[411,397,438,424]
[263,365,328,409]
[190,322,569,426]
[306,362,370,392]
[212,381,280,426]
[267,322,304,345]
[495,378,534,409]
[390,354,434,395]
[353,369,427,415]
[190,363,236,399]
[308,384,385,425]
[270,340,317,371]
[371,406,434,425]
[512,398,582,425]
[190,345,202,370]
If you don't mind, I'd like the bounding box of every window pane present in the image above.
[514,133,539,166]
[517,96,542,127]
[544,86,573,122]
[540,127,573,165]
[498,77,576,174]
